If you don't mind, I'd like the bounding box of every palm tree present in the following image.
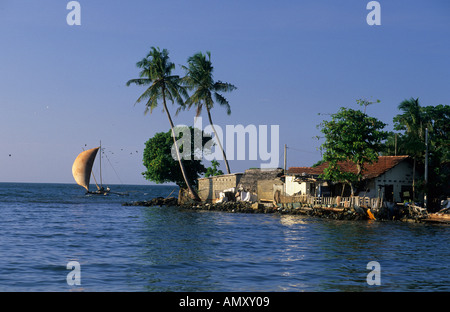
[126,47,200,201]
[180,51,236,174]
[397,98,425,140]
[395,97,428,199]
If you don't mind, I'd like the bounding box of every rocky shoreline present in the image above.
[122,197,178,207]
[122,198,371,221]
[122,196,450,224]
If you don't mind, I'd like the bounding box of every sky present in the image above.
[0,0,449,185]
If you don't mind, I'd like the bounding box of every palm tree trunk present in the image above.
[162,89,201,201]
[206,107,231,174]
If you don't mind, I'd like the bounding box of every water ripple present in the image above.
[0,183,448,291]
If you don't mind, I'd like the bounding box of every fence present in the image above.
[279,194,382,209]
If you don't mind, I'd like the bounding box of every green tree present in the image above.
[180,51,237,174]
[422,104,450,209]
[394,98,427,158]
[420,104,449,165]
[394,98,425,138]
[388,99,450,209]
[386,98,425,199]
[126,47,200,201]
[205,160,224,178]
[356,98,380,114]
[142,127,211,189]
[318,106,388,195]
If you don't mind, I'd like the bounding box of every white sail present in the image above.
[72,147,100,191]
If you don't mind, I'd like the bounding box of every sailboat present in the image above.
[72,145,110,195]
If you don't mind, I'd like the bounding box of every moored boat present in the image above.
[423,208,450,224]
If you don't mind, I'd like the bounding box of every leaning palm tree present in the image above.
[126,47,200,201]
[181,51,236,174]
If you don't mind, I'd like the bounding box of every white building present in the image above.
[286,156,414,203]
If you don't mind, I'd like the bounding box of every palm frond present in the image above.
[214,81,237,92]
[136,83,158,103]
[214,92,231,115]
[127,46,190,116]
[183,52,225,112]
[126,78,151,86]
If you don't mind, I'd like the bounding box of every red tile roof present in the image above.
[288,156,410,180]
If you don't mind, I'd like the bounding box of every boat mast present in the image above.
[99,140,103,188]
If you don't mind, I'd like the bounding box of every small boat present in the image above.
[72,144,110,195]
[423,207,450,224]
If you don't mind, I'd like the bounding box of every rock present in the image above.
[251,202,263,210]
[122,196,178,207]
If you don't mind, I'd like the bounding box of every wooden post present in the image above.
[395,133,397,156]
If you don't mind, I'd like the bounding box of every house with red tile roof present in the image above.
[286,156,414,203]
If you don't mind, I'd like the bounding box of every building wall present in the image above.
[198,174,243,202]
[285,175,313,196]
[287,161,414,202]
[373,161,414,202]
[237,168,283,194]
[285,176,300,195]
[198,169,284,202]
[257,179,284,201]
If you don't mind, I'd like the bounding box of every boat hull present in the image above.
[423,213,450,224]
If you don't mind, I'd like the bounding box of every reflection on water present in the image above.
[131,209,450,291]
[279,214,310,226]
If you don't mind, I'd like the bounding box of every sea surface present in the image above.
[0,182,448,292]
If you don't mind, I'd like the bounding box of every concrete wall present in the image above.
[198,169,284,203]
[257,179,284,201]
[372,160,414,202]
[198,173,243,202]
[285,176,314,196]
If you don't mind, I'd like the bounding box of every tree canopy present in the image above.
[318,105,388,194]
[205,160,224,178]
[142,126,212,189]
[126,47,188,114]
[384,98,450,209]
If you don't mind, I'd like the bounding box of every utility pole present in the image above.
[394,133,397,156]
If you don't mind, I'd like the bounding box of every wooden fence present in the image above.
[279,194,382,209]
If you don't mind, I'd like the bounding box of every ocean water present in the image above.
[0,182,448,292]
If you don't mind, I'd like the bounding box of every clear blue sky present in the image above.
[0,0,449,184]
